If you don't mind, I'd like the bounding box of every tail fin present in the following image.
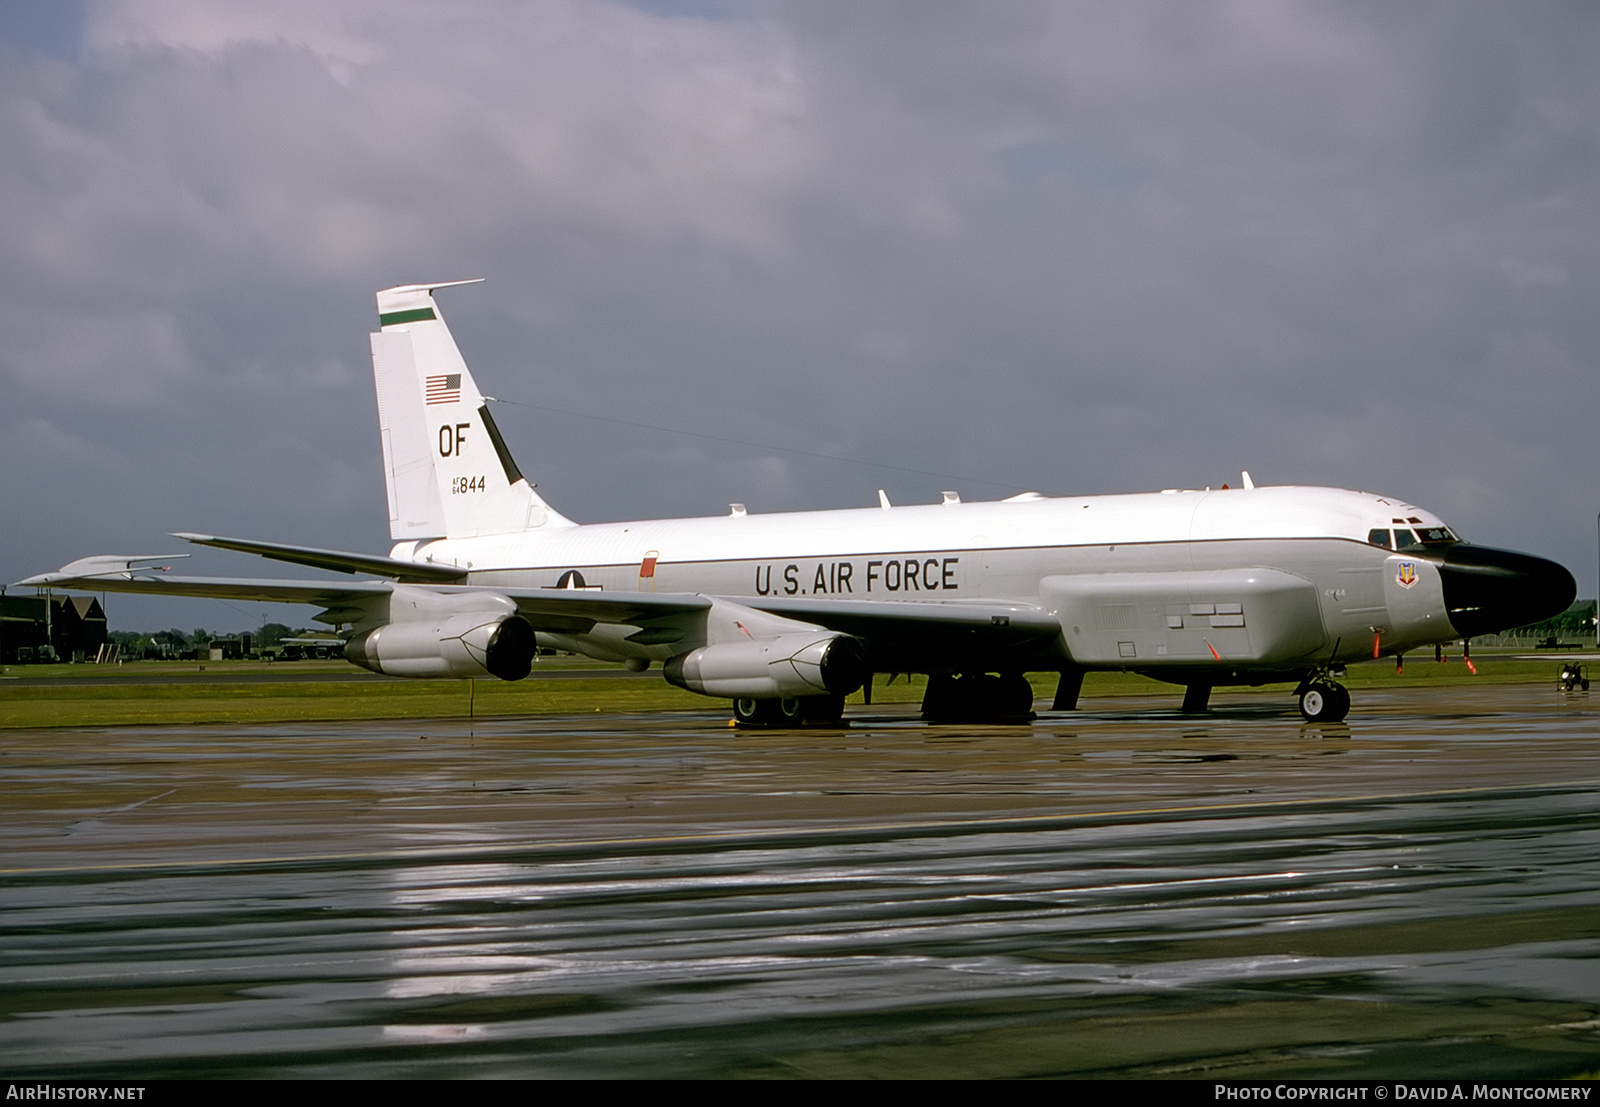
[370,281,573,540]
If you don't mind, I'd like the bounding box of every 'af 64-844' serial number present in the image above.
[451,475,485,494]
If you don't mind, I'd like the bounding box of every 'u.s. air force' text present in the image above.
[753,558,959,596]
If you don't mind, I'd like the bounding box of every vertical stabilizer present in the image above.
[371,281,573,540]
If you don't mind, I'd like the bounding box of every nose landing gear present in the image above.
[1295,675,1351,722]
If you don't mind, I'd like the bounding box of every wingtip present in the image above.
[18,553,191,587]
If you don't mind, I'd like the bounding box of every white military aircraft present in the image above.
[22,281,1576,724]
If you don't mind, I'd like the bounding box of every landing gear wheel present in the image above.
[1000,673,1036,718]
[731,697,806,728]
[797,693,846,726]
[1299,681,1350,722]
[921,672,1037,724]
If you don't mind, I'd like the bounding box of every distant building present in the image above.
[277,636,345,661]
[0,594,108,663]
[145,631,187,660]
[206,634,255,660]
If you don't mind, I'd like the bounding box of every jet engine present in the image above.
[344,589,537,680]
[664,632,867,699]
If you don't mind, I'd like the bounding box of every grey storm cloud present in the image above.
[3,0,1597,630]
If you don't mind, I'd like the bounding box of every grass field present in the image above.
[0,650,1589,729]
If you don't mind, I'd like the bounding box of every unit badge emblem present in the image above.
[1396,561,1417,589]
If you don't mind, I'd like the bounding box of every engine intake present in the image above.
[664,632,867,699]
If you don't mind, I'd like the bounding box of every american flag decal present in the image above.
[425,374,462,405]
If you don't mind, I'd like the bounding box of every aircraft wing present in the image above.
[17,558,714,635]
[20,554,1059,666]
[15,566,397,607]
[172,533,469,582]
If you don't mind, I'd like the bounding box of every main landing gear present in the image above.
[921,672,1036,724]
[1294,675,1351,722]
[731,693,845,728]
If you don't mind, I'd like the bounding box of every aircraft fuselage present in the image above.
[389,483,1569,683]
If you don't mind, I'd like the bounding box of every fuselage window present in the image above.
[1368,529,1392,549]
[1411,526,1457,546]
[1393,529,1420,549]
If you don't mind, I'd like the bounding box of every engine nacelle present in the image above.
[345,602,537,681]
[664,632,867,699]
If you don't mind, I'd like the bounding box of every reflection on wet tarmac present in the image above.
[2,686,1598,1077]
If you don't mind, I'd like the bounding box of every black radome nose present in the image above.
[1434,545,1577,639]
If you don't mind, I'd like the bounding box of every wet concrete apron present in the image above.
[3,685,1597,1078]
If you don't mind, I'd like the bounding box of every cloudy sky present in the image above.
[3,0,1597,632]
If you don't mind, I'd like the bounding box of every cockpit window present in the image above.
[1369,526,1458,550]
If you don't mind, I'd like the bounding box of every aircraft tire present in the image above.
[732,697,805,728]
[732,697,767,727]
[922,672,1035,724]
[1000,673,1036,719]
[920,673,957,722]
[1299,681,1350,723]
[797,693,846,725]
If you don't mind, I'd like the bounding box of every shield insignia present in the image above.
[1396,561,1417,589]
